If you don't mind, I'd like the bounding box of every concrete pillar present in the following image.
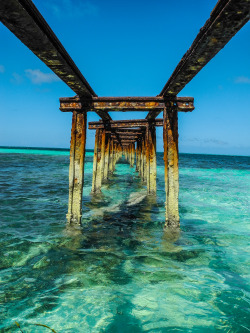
[142,137,147,182]
[100,129,106,180]
[129,144,133,167]
[103,134,110,180]
[112,142,116,171]
[135,142,139,171]
[131,143,135,167]
[140,139,144,179]
[163,104,179,228]
[109,138,113,174]
[92,128,102,193]
[67,111,87,224]
[137,140,141,174]
[146,125,157,194]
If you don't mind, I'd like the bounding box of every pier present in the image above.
[0,0,249,229]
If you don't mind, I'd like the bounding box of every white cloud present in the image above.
[44,0,99,18]
[25,69,60,84]
[234,76,250,84]
[0,65,5,73]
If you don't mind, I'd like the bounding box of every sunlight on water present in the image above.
[0,149,249,332]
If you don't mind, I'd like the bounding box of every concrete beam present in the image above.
[60,96,194,112]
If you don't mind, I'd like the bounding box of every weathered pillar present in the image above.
[131,143,135,167]
[67,111,87,224]
[135,142,139,171]
[103,134,110,180]
[163,104,179,228]
[142,137,147,182]
[137,140,141,174]
[92,128,102,193]
[100,129,106,180]
[112,142,116,171]
[146,125,157,194]
[109,138,114,174]
[140,139,144,179]
[129,144,133,167]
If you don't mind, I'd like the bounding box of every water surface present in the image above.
[0,148,249,332]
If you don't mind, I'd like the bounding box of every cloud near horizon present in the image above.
[25,69,60,84]
[234,76,250,84]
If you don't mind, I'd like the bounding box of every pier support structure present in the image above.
[61,97,194,227]
[67,111,87,224]
[92,129,102,193]
[146,124,157,194]
[103,134,110,180]
[163,103,179,228]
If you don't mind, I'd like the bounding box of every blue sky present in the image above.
[0,0,249,155]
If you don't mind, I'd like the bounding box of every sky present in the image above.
[0,0,249,155]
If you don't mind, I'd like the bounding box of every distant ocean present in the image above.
[0,147,249,332]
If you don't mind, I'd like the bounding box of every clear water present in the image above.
[0,148,249,332]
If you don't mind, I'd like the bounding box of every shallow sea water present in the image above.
[0,148,249,332]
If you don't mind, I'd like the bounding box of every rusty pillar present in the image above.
[109,138,114,174]
[129,143,133,168]
[100,129,106,180]
[103,134,110,180]
[112,142,116,171]
[146,125,157,194]
[67,111,87,224]
[142,136,147,183]
[163,105,179,228]
[131,143,135,167]
[137,140,142,175]
[135,142,138,171]
[140,139,144,179]
[92,128,102,193]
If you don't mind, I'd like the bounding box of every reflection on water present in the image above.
[0,151,249,332]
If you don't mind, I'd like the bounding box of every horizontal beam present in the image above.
[0,0,96,98]
[111,135,139,139]
[104,129,145,134]
[113,139,137,143]
[160,0,250,97]
[107,131,144,135]
[88,118,163,129]
[60,96,194,112]
[111,133,141,137]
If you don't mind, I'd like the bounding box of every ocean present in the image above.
[0,148,249,332]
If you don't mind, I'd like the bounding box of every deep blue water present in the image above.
[0,148,249,332]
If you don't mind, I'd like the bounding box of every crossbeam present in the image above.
[60,96,194,112]
[88,119,163,129]
[106,129,145,134]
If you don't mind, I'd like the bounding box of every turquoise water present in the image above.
[0,148,249,332]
